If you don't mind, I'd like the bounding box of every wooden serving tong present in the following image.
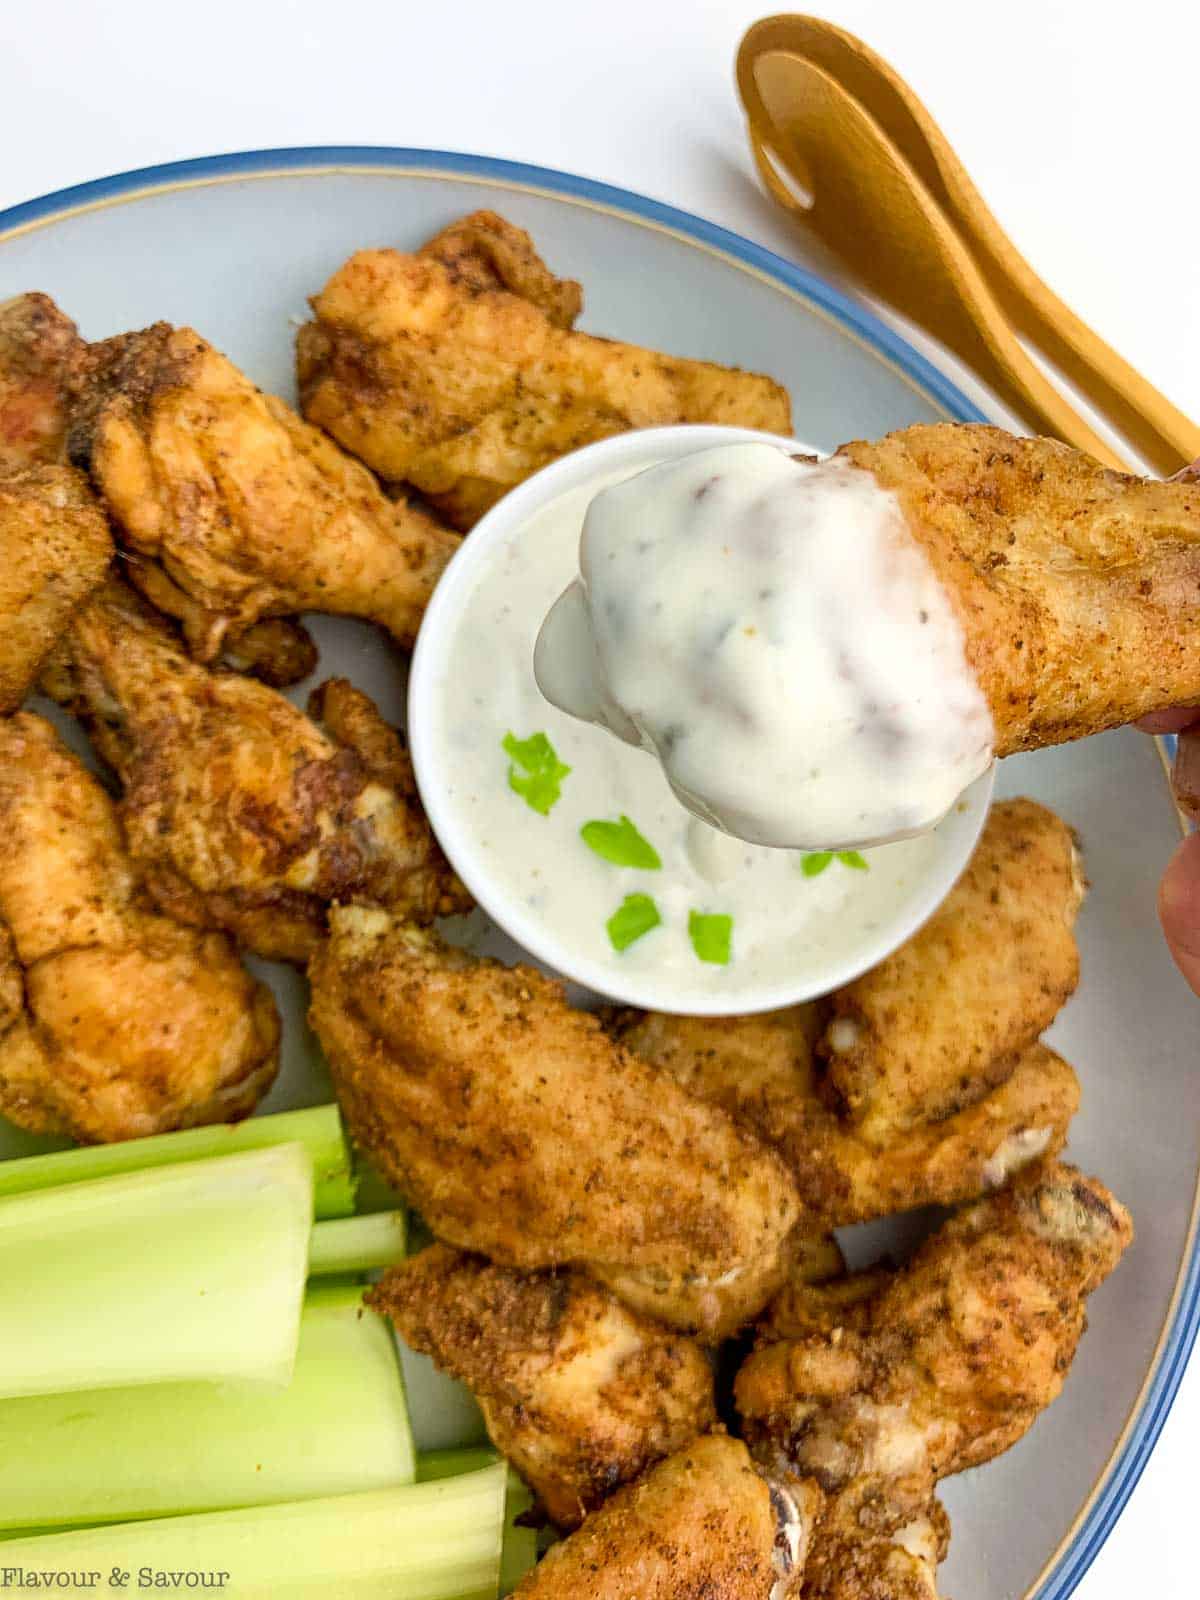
[736,15,1200,474]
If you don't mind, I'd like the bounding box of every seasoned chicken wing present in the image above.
[41,580,465,963]
[737,1162,1132,1490]
[511,1434,820,1600]
[800,1479,949,1600]
[371,1243,715,1528]
[0,714,279,1142]
[0,292,85,471]
[842,423,1200,751]
[611,1001,1079,1231]
[308,909,801,1337]
[820,798,1084,1140]
[0,464,112,713]
[297,210,793,528]
[66,323,459,659]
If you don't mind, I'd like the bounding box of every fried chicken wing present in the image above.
[308,909,801,1337]
[296,210,793,529]
[737,1162,1132,1490]
[511,1434,820,1600]
[819,797,1084,1141]
[801,1480,949,1600]
[611,1002,1079,1231]
[0,293,85,470]
[0,464,113,713]
[842,423,1200,751]
[371,1243,716,1528]
[0,714,279,1142]
[41,580,465,963]
[65,323,458,660]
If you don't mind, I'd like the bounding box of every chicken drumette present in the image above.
[511,1433,820,1600]
[371,1243,716,1528]
[0,713,279,1142]
[308,908,801,1338]
[297,210,793,529]
[66,321,459,661]
[41,580,465,963]
[0,292,84,471]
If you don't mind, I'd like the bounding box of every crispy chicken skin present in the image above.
[611,1002,1079,1230]
[370,1243,716,1528]
[511,1434,820,1600]
[296,210,793,529]
[41,581,465,963]
[308,909,801,1337]
[843,423,1200,751]
[0,293,85,470]
[820,798,1084,1141]
[218,615,319,688]
[0,465,113,713]
[0,714,279,1142]
[66,323,459,659]
[800,1481,949,1600]
[737,1162,1132,1490]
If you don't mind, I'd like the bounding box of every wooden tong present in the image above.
[736,15,1199,473]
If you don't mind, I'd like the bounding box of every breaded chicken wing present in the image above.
[371,1243,715,1527]
[308,909,801,1337]
[801,1479,949,1600]
[0,714,279,1142]
[66,323,458,660]
[41,581,465,963]
[737,1162,1132,1490]
[296,210,793,528]
[511,1434,820,1600]
[841,423,1200,751]
[611,1002,1079,1230]
[820,798,1083,1141]
[0,464,112,713]
[0,293,85,470]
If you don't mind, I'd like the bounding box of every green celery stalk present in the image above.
[0,1464,506,1599]
[0,1143,312,1399]
[308,1209,407,1276]
[0,1285,415,1529]
[417,1447,500,1482]
[0,1105,354,1218]
[500,1469,539,1596]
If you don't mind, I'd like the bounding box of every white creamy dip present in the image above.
[536,443,994,850]
[428,459,955,1001]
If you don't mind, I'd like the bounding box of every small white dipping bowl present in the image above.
[409,425,994,1015]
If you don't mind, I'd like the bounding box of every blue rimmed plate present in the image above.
[0,148,1193,1599]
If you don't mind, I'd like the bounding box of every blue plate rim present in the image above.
[0,143,1193,1600]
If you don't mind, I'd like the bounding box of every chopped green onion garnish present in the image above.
[606,893,662,951]
[503,731,571,815]
[688,911,733,965]
[837,850,869,870]
[801,852,833,877]
[580,814,662,869]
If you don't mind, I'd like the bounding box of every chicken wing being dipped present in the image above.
[610,999,1080,1232]
[308,909,801,1338]
[370,1243,716,1528]
[819,797,1084,1141]
[0,464,112,713]
[510,1433,821,1600]
[296,209,793,529]
[41,580,466,963]
[65,322,459,661]
[0,713,279,1143]
[0,292,85,470]
[736,1162,1132,1489]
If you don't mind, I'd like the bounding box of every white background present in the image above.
[2,0,1195,1592]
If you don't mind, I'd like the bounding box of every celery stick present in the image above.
[0,1464,506,1599]
[0,1285,415,1529]
[308,1209,407,1275]
[501,1470,539,1596]
[0,1144,311,1399]
[418,1447,500,1482]
[0,1105,355,1217]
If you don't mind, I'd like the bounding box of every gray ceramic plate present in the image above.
[1,149,1194,1600]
